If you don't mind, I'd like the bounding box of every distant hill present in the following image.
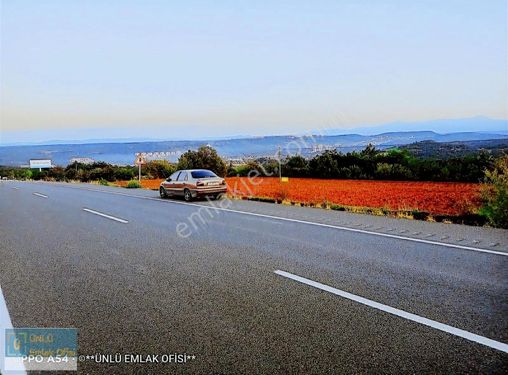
[400,138,508,158]
[1,131,506,166]
[2,116,506,146]
[326,116,508,135]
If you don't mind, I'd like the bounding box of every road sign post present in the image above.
[134,153,146,182]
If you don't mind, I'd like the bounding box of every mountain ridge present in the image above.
[2,116,506,146]
[1,129,506,167]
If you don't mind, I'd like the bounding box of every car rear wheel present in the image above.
[183,188,192,202]
[159,187,167,198]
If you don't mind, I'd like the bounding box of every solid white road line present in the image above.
[11,187,20,190]
[275,270,508,354]
[186,203,508,256]
[23,182,508,257]
[32,192,48,198]
[82,208,128,223]
[75,186,508,256]
[0,286,27,374]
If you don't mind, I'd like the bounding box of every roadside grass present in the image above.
[98,178,109,186]
[228,194,486,225]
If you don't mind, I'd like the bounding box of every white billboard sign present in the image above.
[29,159,52,169]
[134,151,182,165]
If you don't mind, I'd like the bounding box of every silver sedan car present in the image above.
[159,169,227,201]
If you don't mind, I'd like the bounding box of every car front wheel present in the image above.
[159,187,167,198]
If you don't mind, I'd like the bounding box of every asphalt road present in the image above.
[1,180,507,374]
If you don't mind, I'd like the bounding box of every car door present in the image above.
[176,171,188,196]
[163,171,180,195]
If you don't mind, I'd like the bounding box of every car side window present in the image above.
[169,172,180,181]
[177,172,187,181]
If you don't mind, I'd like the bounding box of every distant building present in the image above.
[70,157,95,165]
[311,144,335,153]
[226,158,246,166]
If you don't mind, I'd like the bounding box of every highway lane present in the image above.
[1,180,507,374]
[22,179,508,253]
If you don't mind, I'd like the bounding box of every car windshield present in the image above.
[191,170,217,179]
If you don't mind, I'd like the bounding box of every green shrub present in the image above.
[177,145,227,177]
[64,168,78,180]
[114,167,136,180]
[77,169,91,182]
[89,166,115,181]
[480,156,508,228]
[47,166,66,181]
[284,155,309,177]
[99,178,109,186]
[229,164,251,177]
[330,204,346,211]
[126,180,142,189]
[412,210,429,220]
[31,169,48,180]
[142,160,175,179]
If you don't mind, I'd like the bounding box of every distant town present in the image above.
[1,130,507,167]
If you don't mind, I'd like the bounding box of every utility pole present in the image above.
[278,146,282,181]
[138,162,142,182]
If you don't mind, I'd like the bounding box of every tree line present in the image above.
[0,160,176,182]
[0,144,499,183]
[231,144,494,183]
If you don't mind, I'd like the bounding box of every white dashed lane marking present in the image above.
[275,270,508,354]
[82,208,128,224]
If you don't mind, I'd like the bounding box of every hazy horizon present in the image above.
[0,116,506,146]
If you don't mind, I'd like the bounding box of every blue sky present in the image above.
[1,0,507,143]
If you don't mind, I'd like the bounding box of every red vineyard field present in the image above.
[225,177,481,216]
[119,177,482,216]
